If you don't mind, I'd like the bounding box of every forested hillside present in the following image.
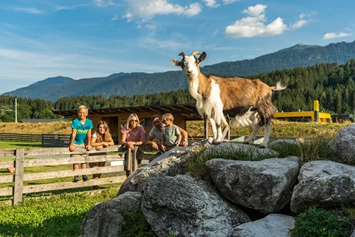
[1,59,355,122]
[3,41,355,102]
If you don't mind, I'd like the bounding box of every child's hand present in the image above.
[161,144,166,151]
[95,145,103,151]
[86,144,92,151]
[69,144,75,152]
[151,142,159,150]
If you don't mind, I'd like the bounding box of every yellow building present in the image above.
[273,111,332,123]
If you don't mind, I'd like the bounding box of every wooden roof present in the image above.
[52,103,202,120]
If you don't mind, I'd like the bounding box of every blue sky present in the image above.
[1,0,354,94]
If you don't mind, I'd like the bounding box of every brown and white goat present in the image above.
[172,51,286,147]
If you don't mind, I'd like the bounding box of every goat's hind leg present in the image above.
[244,124,261,145]
[260,120,272,148]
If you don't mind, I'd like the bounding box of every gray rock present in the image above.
[142,174,251,237]
[201,142,279,159]
[118,139,214,196]
[206,156,300,213]
[291,160,355,213]
[230,214,295,237]
[81,191,141,237]
[331,125,355,160]
[117,147,189,195]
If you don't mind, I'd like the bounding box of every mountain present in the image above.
[3,40,355,102]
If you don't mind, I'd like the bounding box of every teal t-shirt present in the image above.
[70,118,93,145]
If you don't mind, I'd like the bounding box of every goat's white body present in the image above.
[172,51,286,147]
[189,76,228,140]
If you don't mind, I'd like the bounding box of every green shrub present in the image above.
[121,208,156,237]
[187,145,274,179]
[290,207,352,237]
[269,142,301,158]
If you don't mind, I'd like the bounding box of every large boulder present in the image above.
[331,125,355,160]
[291,160,355,213]
[201,142,279,159]
[230,214,295,237]
[142,174,251,237]
[206,156,300,213]
[81,191,141,237]
[118,139,213,195]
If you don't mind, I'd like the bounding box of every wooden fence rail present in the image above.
[0,133,42,142]
[0,145,127,205]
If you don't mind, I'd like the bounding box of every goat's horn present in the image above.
[191,51,201,56]
[178,52,186,57]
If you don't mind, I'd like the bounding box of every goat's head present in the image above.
[172,51,206,79]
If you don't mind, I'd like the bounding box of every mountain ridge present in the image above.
[3,40,355,102]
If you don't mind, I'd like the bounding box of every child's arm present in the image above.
[176,133,182,147]
[69,129,77,152]
[86,129,92,151]
[161,134,166,151]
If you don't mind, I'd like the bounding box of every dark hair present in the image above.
[151,114,161,122]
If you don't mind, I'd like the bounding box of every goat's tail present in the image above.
[270,81,287,91]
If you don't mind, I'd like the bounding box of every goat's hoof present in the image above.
[213,139,223,144]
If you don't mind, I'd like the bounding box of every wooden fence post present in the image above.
[13,148,24,205]
[126,148,132,176]
[132,146,138,172]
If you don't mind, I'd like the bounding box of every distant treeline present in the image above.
[1,59,355,122]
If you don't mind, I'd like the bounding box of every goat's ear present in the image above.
[172,59,181,67]
[198,52,207,62]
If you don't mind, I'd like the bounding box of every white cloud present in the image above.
[243,4,266,17]
[204,0,220,8]
[222,0,239,4]
[93,0,115,7]
[225,4,287,38]
[123,0,201,21]
[291,19,307,29]
[146,24,156,30]
[323,32,352,40]
[290,12,314,29]
[111,14,119,21]
[14,7,44,14]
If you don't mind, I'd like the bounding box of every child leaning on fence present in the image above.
[161,113,181,151]
[69,105,93,182]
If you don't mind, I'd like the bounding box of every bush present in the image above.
[187,145,273,179]
[121,208,156,237]
[290,207,352,237]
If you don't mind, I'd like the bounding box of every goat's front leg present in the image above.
[208,118,218,140]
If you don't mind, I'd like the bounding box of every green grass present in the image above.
[0,188,118,237]
[290,207,352,237]
[0,141,42,149]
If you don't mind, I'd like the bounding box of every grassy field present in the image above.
[0,120,351,138]
[0,189,118,237]
[0,121,354,236]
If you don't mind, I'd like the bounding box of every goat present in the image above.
[172,51,286,148]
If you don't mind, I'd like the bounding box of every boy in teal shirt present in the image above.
[69,105,93,182]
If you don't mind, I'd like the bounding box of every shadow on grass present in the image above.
[9,143,43,148]
[0,212,85,237]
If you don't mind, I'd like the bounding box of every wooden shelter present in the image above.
[53,103,203,143]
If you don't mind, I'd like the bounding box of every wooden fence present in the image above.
[0,133,42,142]
[0,145,129,205]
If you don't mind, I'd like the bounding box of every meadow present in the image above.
[0,120,353,236]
